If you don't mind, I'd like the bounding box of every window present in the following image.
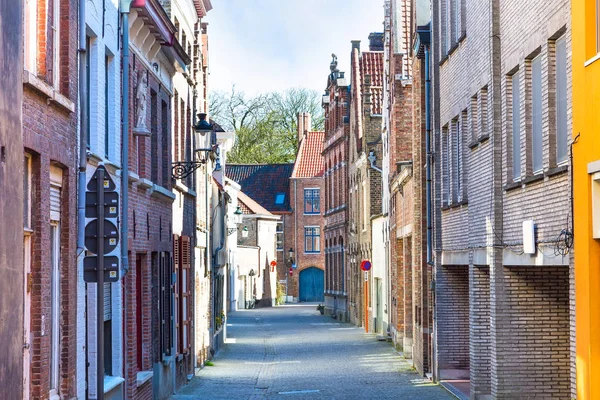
[49,166,62,397]
[105,55,111,159]
[445,0,451,53]
[304,188,320,214]
[24,0,38,72]
[456,115,464,200]
[86,36,91,149]
[276,222,283,251]
[512,71,522,180]
[531,56,543,173]
[455,0,461,40]
[305,227,320,253]
[556,36,568,163]
[151,89,158,183]
[23,155,32,231]
[51,0,60,87]
[158,252,172,359]
[161,101,169,187]
[447,126,453,203]
[362,181,367,230]
[275,193,285,205]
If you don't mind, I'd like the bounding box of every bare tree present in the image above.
[209,86,324,164]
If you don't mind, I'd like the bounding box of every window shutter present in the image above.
[181,236,191,353]
[172,236,180,355]
[50,165,62,221]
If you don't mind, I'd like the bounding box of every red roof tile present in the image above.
[360,51,384,115]
[292,131,325,178]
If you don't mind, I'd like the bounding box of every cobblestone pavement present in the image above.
[171,305,455,400]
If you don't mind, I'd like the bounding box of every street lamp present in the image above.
[171,112,217,179]
[227,206,244,236]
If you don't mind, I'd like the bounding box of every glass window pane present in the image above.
[532,56,543,173]
[556,37,568,163]
[512,72,521,180]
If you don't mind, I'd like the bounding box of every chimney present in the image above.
[368,32,384,51]
[297,112,312,144]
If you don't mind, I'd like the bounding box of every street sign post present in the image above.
[84,165,119,400]
[360,260,371,333]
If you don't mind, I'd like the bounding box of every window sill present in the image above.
[136,371,153,387]
[105,375,125,392]
[442,200,468,211]
[468,140,479,150]
[521,173,544,185]
[478,134,490,144]
[545,165,569,178]
[23,70,75,113]
[504,181,522,192]
[305,251,321,255]
[304,212,321,216]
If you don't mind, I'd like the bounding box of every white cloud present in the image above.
[205,0,384,95]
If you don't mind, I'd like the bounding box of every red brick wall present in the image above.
[124,54,174,400]
[22,0,79,397]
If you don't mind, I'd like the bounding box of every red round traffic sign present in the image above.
[270,260,277,267]
[360,260,372,271]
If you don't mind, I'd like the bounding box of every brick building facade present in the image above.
[22,0,79,398]
[347,38,384,331]
[432,0,574,397]
[122,2,188,398]
[288,113,326,302]
[322,56,350,319]
[385,0,419,361]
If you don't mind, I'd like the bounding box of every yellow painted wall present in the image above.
[573,1,600,399]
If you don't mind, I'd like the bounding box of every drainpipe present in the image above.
[120,1,132,398]
[77,0,87,396]
[425,44,433,266]
[120,0,132,276]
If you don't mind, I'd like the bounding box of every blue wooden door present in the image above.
[299,267,324,302]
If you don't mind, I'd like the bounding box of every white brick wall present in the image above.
[77,1,123,399]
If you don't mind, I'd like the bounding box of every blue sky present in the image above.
[205,0,385,95]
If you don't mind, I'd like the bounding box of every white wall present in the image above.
[78,1,123,398]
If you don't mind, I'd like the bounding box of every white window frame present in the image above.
[512,71,522,181]
[24,0,38,73]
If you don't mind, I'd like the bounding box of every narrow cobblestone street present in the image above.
[171,305,453,400]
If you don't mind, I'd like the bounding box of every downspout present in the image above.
[120,1,132,398]
[77,0,87,396]
[120,0,132,277]
[425,44,433,266]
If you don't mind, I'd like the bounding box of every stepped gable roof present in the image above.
[225,164,294,213]
[292,131,325,178]
[360,51,384,115]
